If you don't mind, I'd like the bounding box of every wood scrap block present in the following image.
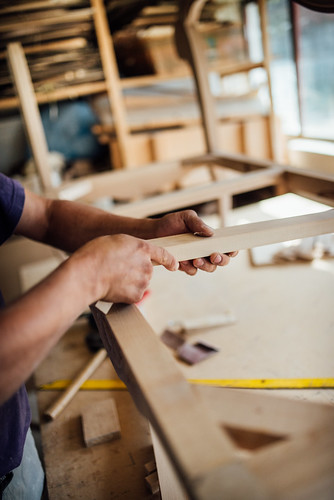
[145,459,157,475]
[145,471,160,495]
[81,398,121,448]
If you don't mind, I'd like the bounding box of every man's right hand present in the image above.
[71,234,178,305]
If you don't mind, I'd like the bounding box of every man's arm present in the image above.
[0,188,237,403]
[0,229,178,405]
[15,190,237,273]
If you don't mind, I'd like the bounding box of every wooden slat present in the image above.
[0,81,107,111]
[284,168,334,206]
[6,42,52,191]
[91,0,131,169]
[177,0,219,153]
[149,210,334,262]
[0,8,93,32]
[53,159,185,201]
[113,167,284,217]
[0,37,87,59]
[259,0,277,160]
[0,0,85,14]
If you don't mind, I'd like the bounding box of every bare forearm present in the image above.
[0,231,178,404]
[0,255,96,404]
[44,199,157,252]
[15,190,159,252]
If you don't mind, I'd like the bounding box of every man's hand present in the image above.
[71,234,178,304]
[152,210,238,275]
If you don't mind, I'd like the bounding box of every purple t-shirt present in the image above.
[0,173,31,477]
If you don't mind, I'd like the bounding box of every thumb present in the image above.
[182,211,214,237]
[149,243,179,271]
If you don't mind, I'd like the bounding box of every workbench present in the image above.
[34,198,334,499]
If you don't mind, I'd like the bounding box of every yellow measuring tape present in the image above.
[39,377,334,391]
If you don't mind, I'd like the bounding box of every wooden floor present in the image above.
[34,195,334,498]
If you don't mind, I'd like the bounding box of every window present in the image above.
[268,0,334,140]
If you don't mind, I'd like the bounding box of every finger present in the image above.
[209,253,231,266]
[149,244,179,271]
[193,257,217,273]
[226,251,238,258]
[182,210,214,237]
[179,261,198,275]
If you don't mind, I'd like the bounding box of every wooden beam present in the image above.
[149,210,334,262]
[176,0,219,153]
[0,8,93,32]
[0,0,84,14]
[113,167,284,217]
[91,303,267,500]
[284,168,334,206]
[6,43,52,191]
[0,81,107,111]
[0,38,87,59]
[53,160,185,202]
[91,0,132,169]
[258,0,277,161]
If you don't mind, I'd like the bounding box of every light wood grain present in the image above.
[149,209,334,262]
[44,348,107,420]
[7,43,52,190]
[91,0,131,168]
[91,303,267,500]
[82,397,121,447]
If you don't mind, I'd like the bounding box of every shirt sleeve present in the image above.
[0,173,25,245]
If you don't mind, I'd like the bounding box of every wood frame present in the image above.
[89,183,334,496]
[91,302,334,499]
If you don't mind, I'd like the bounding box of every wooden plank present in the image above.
[110,134,153,169]
[0,81,107,111]
[149,210,334,262]
[91,303,267,500]
[6,42,52,191]
[284,168,334,206]
[150,426,188,500]
[91,0,131,168]
[0,8,93,32]
[53,159,185,201]
[113,167,284,217]
[177,0,219,153]
[259,0,278,161]
[242,116,272,160]
[0,0,84,14]
[152,126,206,163]
[0,38,87,59]
[81,397,121,447]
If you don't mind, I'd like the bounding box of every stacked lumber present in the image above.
[0,0,105,109]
